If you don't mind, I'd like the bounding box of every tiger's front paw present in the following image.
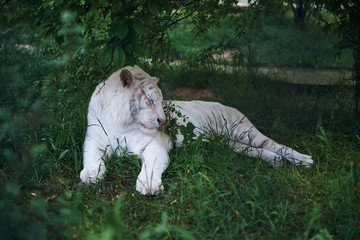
[80,163,106,184]
[136,175,164,195]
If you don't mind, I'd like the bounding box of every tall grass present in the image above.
[1,41,360,239]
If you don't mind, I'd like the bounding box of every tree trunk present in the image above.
[292,1,306,29]
[355,23,360,118]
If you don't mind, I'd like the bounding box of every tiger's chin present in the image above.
[139,122,158,135]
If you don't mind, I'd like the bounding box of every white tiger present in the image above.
[80,66,313,195]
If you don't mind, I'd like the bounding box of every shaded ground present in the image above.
[175,88,221,100]
[209,48,352,85]
[259,67,352,85]
[173,67,352,101]
[210,65,352,85]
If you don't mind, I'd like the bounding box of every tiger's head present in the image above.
[119,66,165,135]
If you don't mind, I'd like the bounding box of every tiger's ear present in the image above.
[153,77,159,83]
[120,69,133,88]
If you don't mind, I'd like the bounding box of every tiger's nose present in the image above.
[157,118,165,125]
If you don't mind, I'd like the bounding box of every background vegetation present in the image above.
[168,13,353,69]
[1,0,360,239]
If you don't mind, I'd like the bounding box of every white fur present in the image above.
[80,66,170,195]
[172,101,313,167]
[80,66,313,195]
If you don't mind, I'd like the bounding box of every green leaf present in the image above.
[127,28,137,42]
[30,197,48,218]
[113,46,126,68]
[133,19,145,34]
[30,143,47,158]
[142,13,153,26]
[161,211,168,224]
[132,42,146,56]
[58,149,69,161]
[109,21,128,39]
[86,7,98,18]
[116,21,128,40]
[100,47,113,67]
[126,55,135,66]
[88,39,107,49]
[122,44,132,55]
[319,126,326,137]
[149,2,160,15]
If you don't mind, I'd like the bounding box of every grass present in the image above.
[1,16,360,239]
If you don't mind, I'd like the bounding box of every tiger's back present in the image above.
[172,100,250,142]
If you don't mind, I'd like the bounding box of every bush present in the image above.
[168,13,353,69]
[0,45,56,184]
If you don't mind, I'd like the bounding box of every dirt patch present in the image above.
[259,68,353,85]
[175,88,222,101]
[212,65,352,85]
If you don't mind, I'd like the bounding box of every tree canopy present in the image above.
[317,0,360,117]
[1,0,237,68]
[1,0,359,116]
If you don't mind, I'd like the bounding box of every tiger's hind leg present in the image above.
[263,141,313,167]
[237,130,313,167]
[229,138,313,167]
[228,140,283,167]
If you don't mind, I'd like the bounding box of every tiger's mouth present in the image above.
[139,122,158,132]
